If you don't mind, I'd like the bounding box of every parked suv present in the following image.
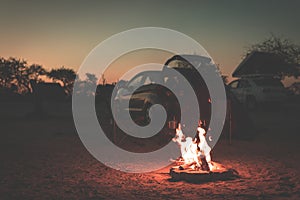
[228,77,288,109]
[113,55,213,134]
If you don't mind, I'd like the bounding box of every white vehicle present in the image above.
[228,77,288,109]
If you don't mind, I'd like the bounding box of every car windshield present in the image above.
[166,55,212,69]
[253,79,283,87]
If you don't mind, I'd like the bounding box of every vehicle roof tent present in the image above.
[164,54,212,68]
[232,51,292,77]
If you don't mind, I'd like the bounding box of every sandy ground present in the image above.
[0,103,299,200]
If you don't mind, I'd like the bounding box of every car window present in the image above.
[229,80,239,89]
[167,59,193,69]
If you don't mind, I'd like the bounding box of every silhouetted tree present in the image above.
[245,34,300,77]
[26,64,46,82]
[0,57,46,94]
[86,73,98,85]
[0,57,12,89]
[84,73,97,96]
[215,63,228,84]
[47,67,76,95]
[100,73,106,85]
[74,73,98,97]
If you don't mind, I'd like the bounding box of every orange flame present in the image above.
[172,123,215,171]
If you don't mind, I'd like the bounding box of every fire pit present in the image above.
[169,160,239,183]
[170,122,239,183]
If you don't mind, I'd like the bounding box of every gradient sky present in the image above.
[1,0,300,83]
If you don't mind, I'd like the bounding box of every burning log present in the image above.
[170,122,239,182]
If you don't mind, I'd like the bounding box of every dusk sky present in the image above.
[1,0,300,82]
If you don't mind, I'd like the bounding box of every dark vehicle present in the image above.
[113,55,215,135]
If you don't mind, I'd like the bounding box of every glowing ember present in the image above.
[172,122,216,171]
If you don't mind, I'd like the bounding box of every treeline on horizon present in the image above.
[0,57,113,97]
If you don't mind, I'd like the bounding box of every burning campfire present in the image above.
[170,121,239,182]
[172,121,214,171]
